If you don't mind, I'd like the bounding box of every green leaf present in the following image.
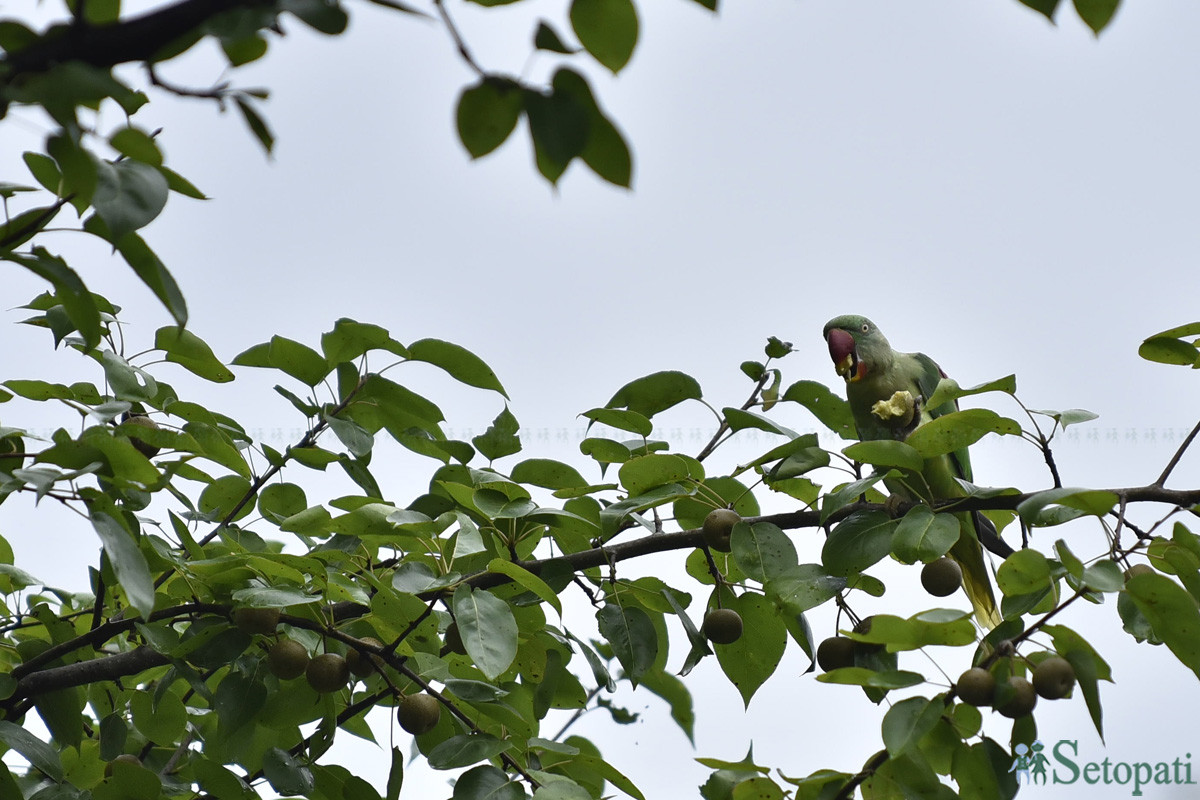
[597,603,657,686]
[93,159,169,240]
[732,522,798,583]
[842,439,923,472]
[534,21,579,53]
[1017,0,1062,21]
[235,95,275,154]
[454,765,526,800]
[782,380,856,439]
[1125,573,1200,680]
[263,747,315,796]
[606,370,702,418]
[890,507,961,564]
[320,317,408,363]
[570,0,638,73]
[427,734,512,770]
[386,747,403,800]
[510,458,586,490]
[551,68,632,187]
[109,127,163,166]
[904,408,1021,459]
[925,374,1016,411]
[1073,0,1120,34]
[199,474,255,521]
[639,669,695,744]
[453,585,518,680]
[0,720,63,782]
[91,512,155,619]
[765,564,846,615]
[816,668,925,690]
[281,0,349,33]
[996,549,1052,596]
[581,407,653,436]
[715,592,786,707]
[524,86,590,183]
[456,77,523,158]
[112,232,188,326]
[473,406,521,462]
[849,611,976,651]
[1017,487,1119,524]
[488,558,562,616]
[822,510,897,576]
[723,408,798,438]
[619,453,694,496]
[882,696,943,757]
[233,335,330,385]
[408,338,508,397]
[5,249,100,348]
[155,327,232,382]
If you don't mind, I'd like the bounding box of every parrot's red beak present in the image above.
[826,328,863,382]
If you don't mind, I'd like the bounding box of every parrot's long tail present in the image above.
[954,514,1003,630]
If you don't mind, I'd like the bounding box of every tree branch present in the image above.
[3,0,274,77]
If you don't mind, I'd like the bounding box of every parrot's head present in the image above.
[822,315,891,383]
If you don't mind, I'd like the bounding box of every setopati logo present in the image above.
[1010,740,1196,796]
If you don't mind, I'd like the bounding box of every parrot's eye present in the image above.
[860,323,870,333]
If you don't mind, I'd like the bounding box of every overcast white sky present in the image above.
[3,0,1200,796]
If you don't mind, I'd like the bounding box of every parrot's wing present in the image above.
[912,351,975,483]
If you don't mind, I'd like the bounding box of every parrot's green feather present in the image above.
[823,315,1003,628]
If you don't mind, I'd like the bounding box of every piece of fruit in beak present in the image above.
[826,328,857,380]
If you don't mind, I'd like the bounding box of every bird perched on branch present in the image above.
[823,314,1012,628]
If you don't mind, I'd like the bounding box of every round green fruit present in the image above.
[397,693,441,735]
[104,754,141,777]
[702,508,740,553]
[306,653,350,693]
[232,607,281,635]
[124,414,161,458]
[997,676,1038,718]
[1032,656,1076,699]
[1124,563,1155,582]
[702,608,743,645]
[267,638,310,680]
[817,636,856,671]
[921,557,963,597]
[955,667,996,707]
[346,636,384,677]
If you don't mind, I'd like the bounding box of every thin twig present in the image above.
[433,0,485,76]
[1154,417,1200,487]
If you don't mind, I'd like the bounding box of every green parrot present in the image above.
[822,314,1012,629]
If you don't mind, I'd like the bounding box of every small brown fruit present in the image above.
[921,557,963,597]
[397,693,441,735]
[104,754,141,777]
[346,636,384,677]
[1124,563,1155,582]
[268,638,310,680]
[817,636,857,671]
[702,608,743,644]
[1032,656,1076,699]
[702,508,740,553]
[955,667,996,707]
[997,676,1038,718]
[232,607,281,636]
[306,653,350,693]
[124,414,161,458]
